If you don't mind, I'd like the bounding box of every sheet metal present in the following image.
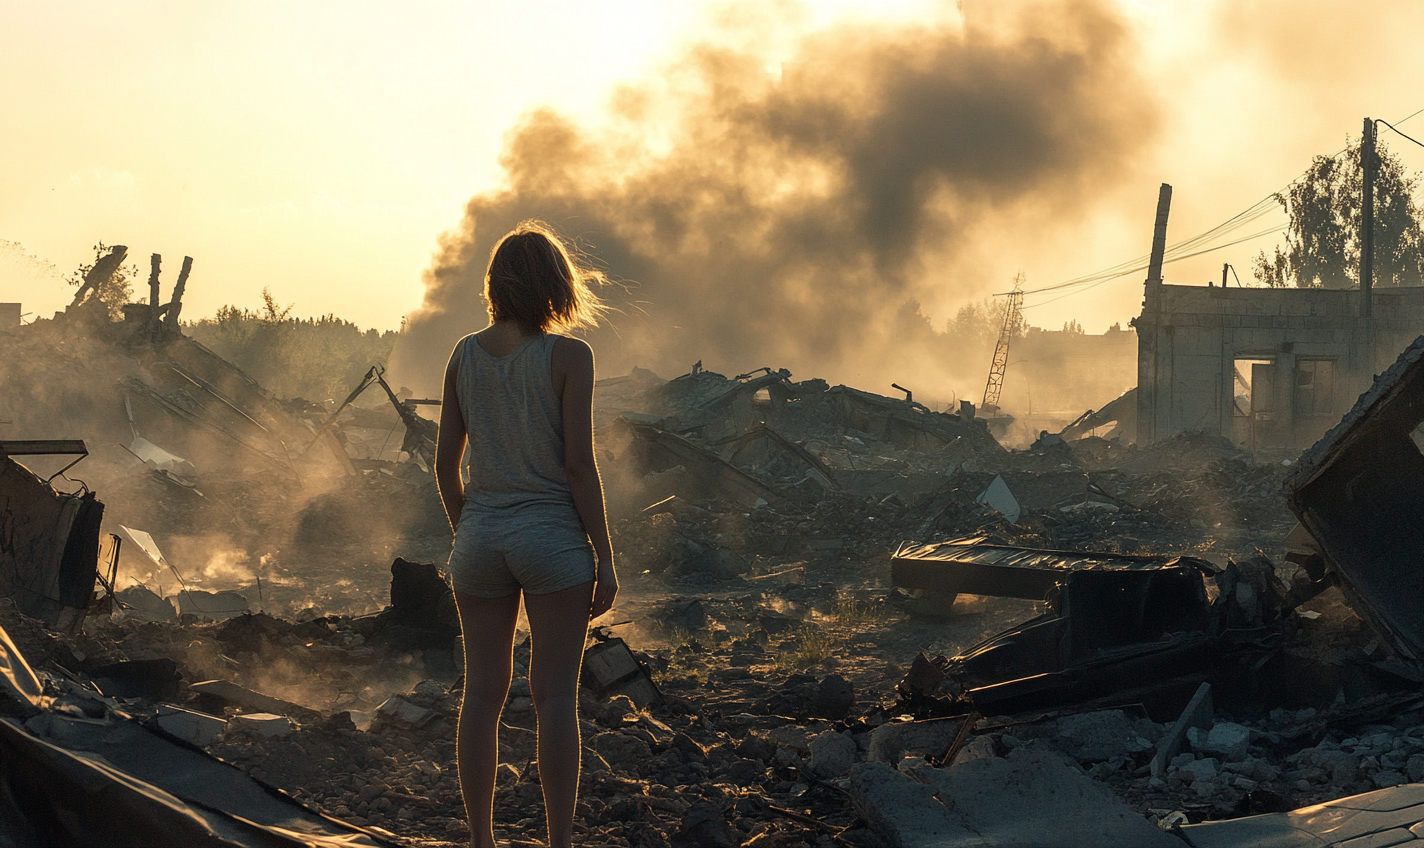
[0,453,104,627]
[891,536,1214,601]
[1286,334,1424,670]
[0,618,391,847]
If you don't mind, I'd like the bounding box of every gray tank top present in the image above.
[453,332,572,511]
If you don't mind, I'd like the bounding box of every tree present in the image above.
[65,241,138,318]
[1255,138,1424,289]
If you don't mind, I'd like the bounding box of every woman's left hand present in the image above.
[590,559,618,619]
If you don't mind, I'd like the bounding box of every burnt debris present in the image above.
[14,266,1424,846]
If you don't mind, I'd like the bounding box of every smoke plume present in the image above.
[391,0,1159,399]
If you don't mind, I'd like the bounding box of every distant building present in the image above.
[1133,280,1424,452]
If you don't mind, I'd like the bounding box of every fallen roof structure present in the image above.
[1286,333,1424,677]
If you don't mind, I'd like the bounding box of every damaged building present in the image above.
[12,236,1424,847]
[1134,183,1424,453]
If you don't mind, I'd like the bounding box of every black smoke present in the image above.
[391,0,1159,399]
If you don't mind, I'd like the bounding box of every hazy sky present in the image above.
[3,0,1423,337]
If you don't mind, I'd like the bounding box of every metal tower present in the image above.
[981,273,1025,411]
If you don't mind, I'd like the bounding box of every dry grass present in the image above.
[833,596,887,627]
[774,625,835,670]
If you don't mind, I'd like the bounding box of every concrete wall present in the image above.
[1134,282,1424,451]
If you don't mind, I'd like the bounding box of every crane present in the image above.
[981,273,1025,413]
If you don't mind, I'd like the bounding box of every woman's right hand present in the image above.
[590,559,618,620]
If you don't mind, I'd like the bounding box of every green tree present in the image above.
[65,241,138,319]
[1255,137,1424,289]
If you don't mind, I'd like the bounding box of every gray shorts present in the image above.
[448,502,595,598]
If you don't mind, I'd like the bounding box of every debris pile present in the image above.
[11,276,1424,845]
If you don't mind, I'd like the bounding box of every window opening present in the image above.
[1233,359,1274,417]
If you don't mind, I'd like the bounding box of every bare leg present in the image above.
[523,581,595,848]
[455,590,522,848]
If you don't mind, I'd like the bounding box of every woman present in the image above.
[434,220,617,848]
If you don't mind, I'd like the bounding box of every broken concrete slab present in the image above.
[115,585,179,622]
[866,716,968,764]
[1178,782,1424,848]
[1152,682,1214,778]
[915,746,1183,847]
[976,474,1022,523]
[155,704,226,746]
[371,695,438,731]
[188,679,323,724]
[853,747,1181,847]
[582,635,661,708]
[848,761,979,846]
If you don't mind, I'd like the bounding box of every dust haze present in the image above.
[390,0,1160,400]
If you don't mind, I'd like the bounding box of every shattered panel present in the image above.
[0,452,103,627]
[1287,334,1424,669]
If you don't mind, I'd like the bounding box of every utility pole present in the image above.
[1146,184,1173,289]
[1362,117,1376,360]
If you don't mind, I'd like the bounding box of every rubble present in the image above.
[13,276,1424,845]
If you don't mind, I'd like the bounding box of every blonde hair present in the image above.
[484,220,608,333]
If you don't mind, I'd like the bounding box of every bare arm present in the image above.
[435,346,468,532]
[553,336,617,618]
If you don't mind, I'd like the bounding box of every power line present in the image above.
[1003,107,1424,305]
[1021,224,1285,311]
[1377,119,1424,151]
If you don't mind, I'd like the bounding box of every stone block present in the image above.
[866,716,965,763]
[808,730,857,779]
[951,735,997,766]
[1054,710,1154,763]
[1188,721,1253,761]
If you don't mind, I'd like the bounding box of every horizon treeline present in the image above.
[184,292,398,404]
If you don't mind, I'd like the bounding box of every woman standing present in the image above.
[434,220,617,848]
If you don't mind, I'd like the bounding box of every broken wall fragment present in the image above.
[0,447,103,631]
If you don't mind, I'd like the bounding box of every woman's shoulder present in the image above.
[446,333,481,372]
[550,334,593,361]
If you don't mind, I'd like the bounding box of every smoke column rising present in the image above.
[391,0,1160,398]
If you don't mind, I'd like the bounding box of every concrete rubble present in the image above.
[11,277,1424,846]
